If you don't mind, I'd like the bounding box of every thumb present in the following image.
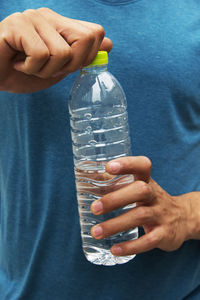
[100,37,113,52]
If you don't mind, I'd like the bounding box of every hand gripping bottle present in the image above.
[68,51,138,266]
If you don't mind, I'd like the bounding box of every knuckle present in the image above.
[83,31,96,44]
[4,12,23,26]
[137,181,151,197]
[95,24,105,39]
[57,47,72,61]
[165,225,175,240]
[137,206,151,222]
[141,156,152,170]
[9,12,22,19]
[35,72,50,79]
[37,7,52,14]
[146,233,160,247]
[1,13,26,38]
[23,9,37,16]
[35,48,50,61]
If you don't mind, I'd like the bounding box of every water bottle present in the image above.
[68,51,138,266]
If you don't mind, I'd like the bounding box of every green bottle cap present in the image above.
[88,51,108,67]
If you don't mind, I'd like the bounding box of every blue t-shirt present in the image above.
[1,0,200,299]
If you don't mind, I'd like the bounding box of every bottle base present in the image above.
[84,248,135,266]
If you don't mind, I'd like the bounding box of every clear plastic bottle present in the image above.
[68,51,138,266]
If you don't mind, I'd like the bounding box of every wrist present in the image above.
[178,192,200,241]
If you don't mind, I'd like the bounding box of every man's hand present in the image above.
[90,156,200,256]
[0,8,112,93]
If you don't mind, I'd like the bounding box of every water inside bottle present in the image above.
[75,161,138,266]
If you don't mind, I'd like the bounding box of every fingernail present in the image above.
[91,225,103,238]
[108,161,121,173]
[91,200,103,214]
[111,246,122,256]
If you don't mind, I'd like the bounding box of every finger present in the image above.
[16,10,72,78]
[0,27,16,60]
[39,8,112,54]
[60,23,97,72]
[38,9,108,72]
[99,37,113,52]
[38,10,96,71]
[73,20,106,66]
[62,22,104,72]
[74,20,112,65]
[90,206,156,240]
[106,156,152,182]
[110,227,163,256]
[1,13,50,74]
[91,180,153,215]
[0,22,17,79]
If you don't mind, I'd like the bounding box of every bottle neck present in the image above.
[81,64,108,74]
